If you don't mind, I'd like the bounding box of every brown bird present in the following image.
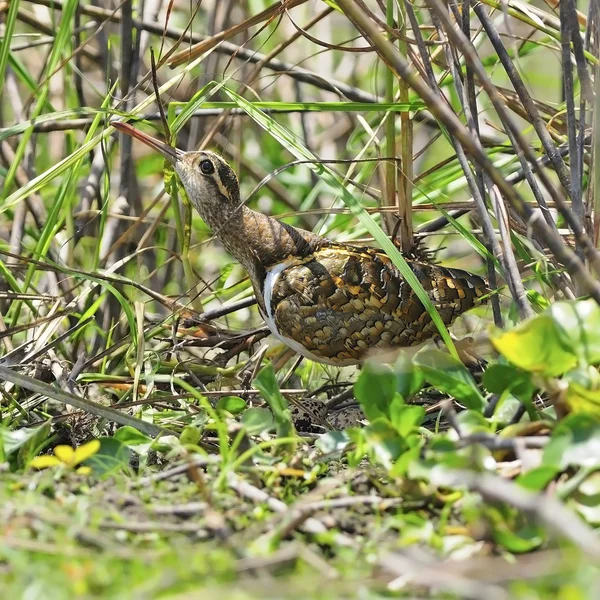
[114,122,487,366]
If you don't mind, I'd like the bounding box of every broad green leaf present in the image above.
[414,348,486,411]
[565,383,600,417]
[483,364,534,398]
[563,366,600,416]
[549,299,600,366]
[354,361,397,422]
[543,414,600,469]
[241,407,274,435]
[391,444,423,477]
[216,396,247,415]
[483,363,537,420]
[254,363,295,441]
[364,420,408,470]
[572,472,600,525]
[8,421,53,470]
[316,431,351,454]
[394,354,425,401]
[491,315,577,376]
[455,410,491,435]
[516,466,559,491]
[114,426,153,446]
[180,426,201,446]
[389,405,426,438]
[84,437,132,476]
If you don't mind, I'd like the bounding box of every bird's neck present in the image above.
[205,205,323,305]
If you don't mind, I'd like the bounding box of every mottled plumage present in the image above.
[114,122,488,365]
[263,246,486,365]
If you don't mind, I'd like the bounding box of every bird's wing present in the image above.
[263,245,487,365]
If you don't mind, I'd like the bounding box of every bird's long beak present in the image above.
[112,121,183,165]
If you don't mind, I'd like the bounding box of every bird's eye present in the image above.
[199,159,215,175]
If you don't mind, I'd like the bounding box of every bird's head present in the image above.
[113,122,241,227]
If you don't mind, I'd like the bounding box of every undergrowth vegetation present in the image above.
[1,0,599,598]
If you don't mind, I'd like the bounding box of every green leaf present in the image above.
[526,289,550,311]
[572,472,600,524]
[180,426,201,446]
[483,364,534,398]
[216,396,247,415]
[394,354,425,401]
[543,413,600,469]
[493,524,544,553]
[170,82,222,134]
[483,363,537,420]
[316,431,351,455]
[114,426,153,446]
[354,362,397,422]
[12,421,53,470]
[516,466,559,491]
[548,299,600,366]
[455,410,492,435]
[491,315,577,376]
[364,420,408,470]
[254,363,295,441]
[414,348,486,411]
[563,367,600,417]
[0,421,52,462]
[241,407,274,435]
[389,405,426,438]
[84,437,132,476]
[390,444,423,477]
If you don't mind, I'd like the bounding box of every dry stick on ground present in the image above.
[431,469,600,559]
[0,365,168,437]
[226,472,356,548]
[405,2,507,321]
[380,552,510,600]
[335,0,600,303]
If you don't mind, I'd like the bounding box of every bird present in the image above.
[113,122,487,366]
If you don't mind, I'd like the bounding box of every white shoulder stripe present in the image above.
[263,260,291,330]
